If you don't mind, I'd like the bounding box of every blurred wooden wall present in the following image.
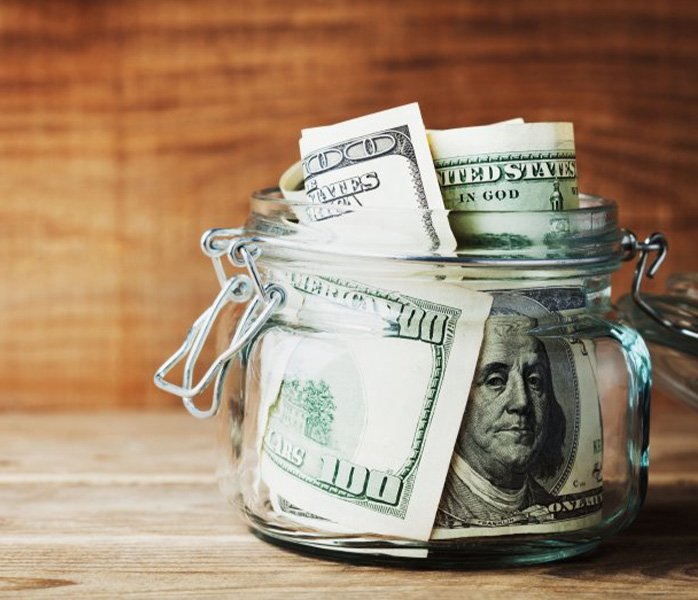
[1,0,696,410]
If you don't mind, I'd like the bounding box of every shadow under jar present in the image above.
[163,192,653,567]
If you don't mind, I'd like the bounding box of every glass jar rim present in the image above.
[251,188,612,216]
[243,189,623,272]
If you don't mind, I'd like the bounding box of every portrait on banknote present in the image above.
[434,290,603,537]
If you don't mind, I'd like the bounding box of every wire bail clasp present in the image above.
[621,230,698,340]
[154,232,286,418]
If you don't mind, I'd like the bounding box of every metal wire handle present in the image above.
[153,234,286,418]
[621,229,698,341]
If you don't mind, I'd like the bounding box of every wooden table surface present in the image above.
[2,395,697,598]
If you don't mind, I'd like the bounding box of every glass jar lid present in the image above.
[619,273,698,409]
[619,273,698,357]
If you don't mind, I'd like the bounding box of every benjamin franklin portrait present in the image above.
[436,294,570,528]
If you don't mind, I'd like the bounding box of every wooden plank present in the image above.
[1,485,697,598]
[1,398,697,596]
[0,483,247,537]
[1,461,696,598]
[0,0,696,409]
[0,412,217,476]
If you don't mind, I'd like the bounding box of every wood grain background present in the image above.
[1,0,696,410]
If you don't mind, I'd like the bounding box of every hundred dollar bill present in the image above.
[432,286,603,539]
[255,276,492,540]
[280,119,526,203]
[296,103,456,253]
[430,122,579,211]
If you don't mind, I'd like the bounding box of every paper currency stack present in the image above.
[253,103,603,543]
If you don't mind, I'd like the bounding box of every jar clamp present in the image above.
[154,229,285,419]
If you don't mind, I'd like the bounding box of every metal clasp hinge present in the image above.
[621,229,698,341]
[154,231,285,419]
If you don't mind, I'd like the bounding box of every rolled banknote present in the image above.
[280,119,525,203]
[445,208,577,257]
[432,286,603,539]
[295,103,456,252]
[430,122,579,211]
[252,275,492,540]
[279,161,305,202]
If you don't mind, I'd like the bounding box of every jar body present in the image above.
[215,257,651,566]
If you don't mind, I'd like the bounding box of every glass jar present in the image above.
[156,191,659,567]
[618,272,698,410]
